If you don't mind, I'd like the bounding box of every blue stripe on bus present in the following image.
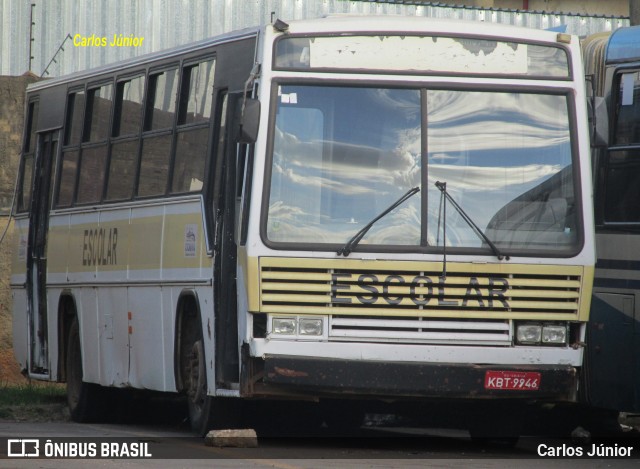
[596,258,640,271]
[593,277,640,290]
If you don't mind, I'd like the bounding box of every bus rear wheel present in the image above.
[66,317,104,422]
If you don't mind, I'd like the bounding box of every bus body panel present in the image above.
[11,288,29,373]
[14,197,214,388]
[589,232,640,412]
[96,286,130,387]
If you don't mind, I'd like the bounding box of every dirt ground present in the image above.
[0,221,27,385]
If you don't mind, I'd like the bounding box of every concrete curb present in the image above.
[204,429,258,448]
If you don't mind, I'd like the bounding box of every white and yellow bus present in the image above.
[12,16,595,436]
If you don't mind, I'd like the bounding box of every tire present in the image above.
[184,336,213,435]
[66,317,104,422]
[180,314,241,435]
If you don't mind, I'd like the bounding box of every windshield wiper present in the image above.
[337,187,420,257]
[434,181,509,261]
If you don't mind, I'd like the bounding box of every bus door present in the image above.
[214,92,242,386]
[26,130,58,376]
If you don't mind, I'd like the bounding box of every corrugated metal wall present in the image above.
[0,0,630,77]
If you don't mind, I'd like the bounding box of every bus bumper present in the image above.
[259,355,578,401]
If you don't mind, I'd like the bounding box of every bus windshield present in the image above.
[265,84,579,255]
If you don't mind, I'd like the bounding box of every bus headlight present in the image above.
[272,318,297,335]
[299,318,323,336]
[515,322,568,346]
[541,325,567,344]
[269,316,326,339]
[516,324,542,344]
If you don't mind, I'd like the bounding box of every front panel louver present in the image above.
[259,258,583,320]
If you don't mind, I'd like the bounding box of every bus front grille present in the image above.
[328,316,511,345]
[258,257,584,321]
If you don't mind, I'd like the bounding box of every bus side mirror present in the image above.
[235,98,260,144]
[589,96,609,148]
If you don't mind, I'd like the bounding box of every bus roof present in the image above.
[282,15,569,43]
[606,24,640,64]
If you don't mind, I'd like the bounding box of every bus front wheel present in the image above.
[180,316,240,435]
[184,337,212,434]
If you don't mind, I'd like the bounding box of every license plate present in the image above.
[484,371,541,390]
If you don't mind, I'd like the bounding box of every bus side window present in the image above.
[615,71,640,145]
[17,156,34,213]
[603,150,640,223]
[138,68,178,197]
[77,84,112,204]
[83,84,113,143]
[178,59,215,125]
[17,100,39,213]
[171,58,216,194]
[64,91,85,146]
[56,151,79,208]
[238,144,254,246]
[211,92,228,221]
[57,90,84,208]
[172,128,209,193]
[107,141,139,200]
[106,76,144,201]
[112,76,144,138]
